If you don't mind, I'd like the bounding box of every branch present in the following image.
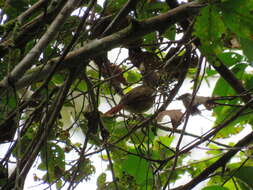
[168,0,253,104]
[17,0,48,24]
[172,131,253,190]
[3,69,78,189]
[170,0,251,103]
[0,0,66,58]
[155,98,253,174]
[157,124,231,149]
[0,1,206,93]
[212,59,252,102]
[102,0,138,36]
[0,0,81,90]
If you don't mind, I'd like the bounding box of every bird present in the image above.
[177,93,218,115]
[177,93,202,115]
[104,85,156,116]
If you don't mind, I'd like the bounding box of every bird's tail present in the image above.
[104,104,124,116]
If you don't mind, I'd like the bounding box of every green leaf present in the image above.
[213,63,247,96]
[234,166,253,189]
[220,0,253,39]
[216,122,244,139]
[70,158,95,182]
[202,185,229,190]
[107,0,127,13]
[38,162,46,170]
[97,173,107,189]
[157,136,173,147]
[217,52,244,67]
[163,25,176,40]
[136,1,167,20]
[1,94,17,110]
[207,144,223,156]
[5,0,27,20]
[87,69,99,79]
[124,70,141,83]
[194,5,225,55]
[239,37,253,61]
[152,136,174,160]
[40,142,65,182]
[56,179,62,190]
[52,74,65,85]
[143,32,158,51]
[212,63,248,137]
[205,68,217,77]
[100,82,112,95]
[122,151,153,185]
[76,80,87,91]
[129,125,156,145]
[101,116,117,132]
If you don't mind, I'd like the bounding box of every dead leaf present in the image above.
[230,36,241,49]
[156,109,184,129]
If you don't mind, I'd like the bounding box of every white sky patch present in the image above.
[0,14,7,25]
[71,7,88,17]
[108,47,129,64]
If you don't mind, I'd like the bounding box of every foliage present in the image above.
[0,0,253,190]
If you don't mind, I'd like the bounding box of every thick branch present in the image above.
[0,0,81,89]
[155,99,253,174]
[4,69,78,189]
[212,60,252,102]
[166,0,252,103]
[172,131,253,190]
[17,0,48,24]
[0,0,66,58]
[0,1,206,93]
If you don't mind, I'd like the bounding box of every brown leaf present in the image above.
[156,109,184,129]
[230,36,241,49]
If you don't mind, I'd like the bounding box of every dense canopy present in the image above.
[0,0,253,189]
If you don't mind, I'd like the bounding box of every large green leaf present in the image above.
[217,52,244,68]
[239,37,253,61]
[40,142,65,182]
[194,5,226,55]
[137,0,168,20]
[212,63,248,138]
[5,0,27,20]
[213,63,247,97]
[162,24,176,40]
[219,0,253,61]
[220,0,253,39]
[202,185,229,190]
[234,166,253,189]
[123,70,142,83]
[122,150,153,188]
